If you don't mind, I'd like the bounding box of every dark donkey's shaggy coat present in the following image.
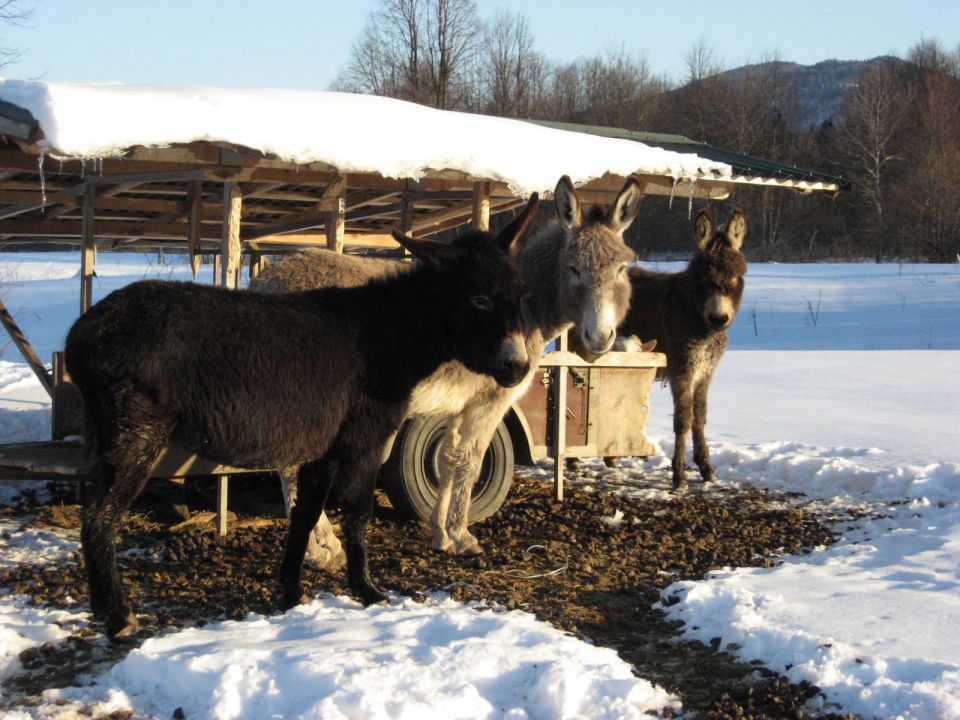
[619,209,747,489]
[65,211,536,640]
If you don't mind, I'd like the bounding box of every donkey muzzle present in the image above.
[708,313,731,330]
[580,326,616,356]
[491,333,530,388]
[705,294,735,330]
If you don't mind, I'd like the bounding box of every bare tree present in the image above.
[897,44,960,261]
[835,60,911,261]
[422,0,483,109]
[333,0,427,102]
[582,47,662,130]
[333,0,481,111]
[0,0,33,67]
[679,39,728,141]
[481,9,539,117]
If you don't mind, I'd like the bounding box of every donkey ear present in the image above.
[495,192,540,258]
[604,177,644,234]
[725,209,747,251]
[694,210,714,250]
[553,175,582,229]
[392,229,457,267]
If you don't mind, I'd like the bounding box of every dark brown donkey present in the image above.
[574,209,747,489]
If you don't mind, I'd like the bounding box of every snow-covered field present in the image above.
[1,253,958,719]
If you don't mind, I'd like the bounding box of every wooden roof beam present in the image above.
[411,197,518,236]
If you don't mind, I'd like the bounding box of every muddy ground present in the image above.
[0,473,863,719]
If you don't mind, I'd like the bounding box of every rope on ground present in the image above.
[481,544,568,580]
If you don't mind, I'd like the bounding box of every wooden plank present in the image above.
[552,331,569,501]
[472,181,490,231]
[247,232,401,252]
[220,183,242,288]
[249,252,266,280]
[0,219,222,240]
[539,350,666,369]
[187,180,202,278]
[243,208,327,240]
[0,296,53,397]
[412,196,519,236]
[326,195,345,253]
[0,203,45,220]
[216,475,229,538]
[85,168,206,186]
[317,175,347,210]
[80,185,95,314]
[593,367,658,457]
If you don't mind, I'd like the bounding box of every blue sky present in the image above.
[1,0,958,89]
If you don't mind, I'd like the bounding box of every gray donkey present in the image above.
[254,176,641,564]
[574,209,747,490]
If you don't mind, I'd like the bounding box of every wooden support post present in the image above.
[0,296,53,397]
[472,181,491,231]
[326,195,345,253]
[187,179,202,279]
[216,475,229,538]
[399,188,415,258]
[249,252,265,281]
[212,254,221,286]
[221,183,242,288]
[552,331,569,501]
[80,184,95,314]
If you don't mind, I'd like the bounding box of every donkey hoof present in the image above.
[431,536,455,553]
[457,541,483,556]
[451,534,484,556]
[305,548,347,573]
[278,590,311,612]
[107,610,139,642]
[356,586,388,607]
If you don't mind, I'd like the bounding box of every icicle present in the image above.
[668,177,679,210]
[37,153,47,208]
[687,178,697,220]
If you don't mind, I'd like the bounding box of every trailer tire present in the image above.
[380,416,514,523]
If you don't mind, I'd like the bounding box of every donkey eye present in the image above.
[617,263,628,276]
[471,295,493,311]
[567,265,581,279]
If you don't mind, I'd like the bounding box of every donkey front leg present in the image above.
[430,418,463,553]
[279,466,346,572]
[691,378,718,484]
[278,458,335,610]
[440,397,512,555]
[279,449,386,609]
[670,379,695,490]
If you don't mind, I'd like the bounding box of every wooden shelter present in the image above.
[0,81,845,524]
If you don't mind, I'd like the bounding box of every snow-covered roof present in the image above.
[0,78,731,197]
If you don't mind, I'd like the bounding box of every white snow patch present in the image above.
[33,595,677,720]
[0,78,730,198]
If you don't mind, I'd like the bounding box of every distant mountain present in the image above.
[720,56,903,129]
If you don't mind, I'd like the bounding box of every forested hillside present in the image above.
[334,2,960,261]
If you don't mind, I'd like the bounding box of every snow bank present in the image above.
[660,499,960,719]
[0,78,730,197]
[42,595,676,720]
